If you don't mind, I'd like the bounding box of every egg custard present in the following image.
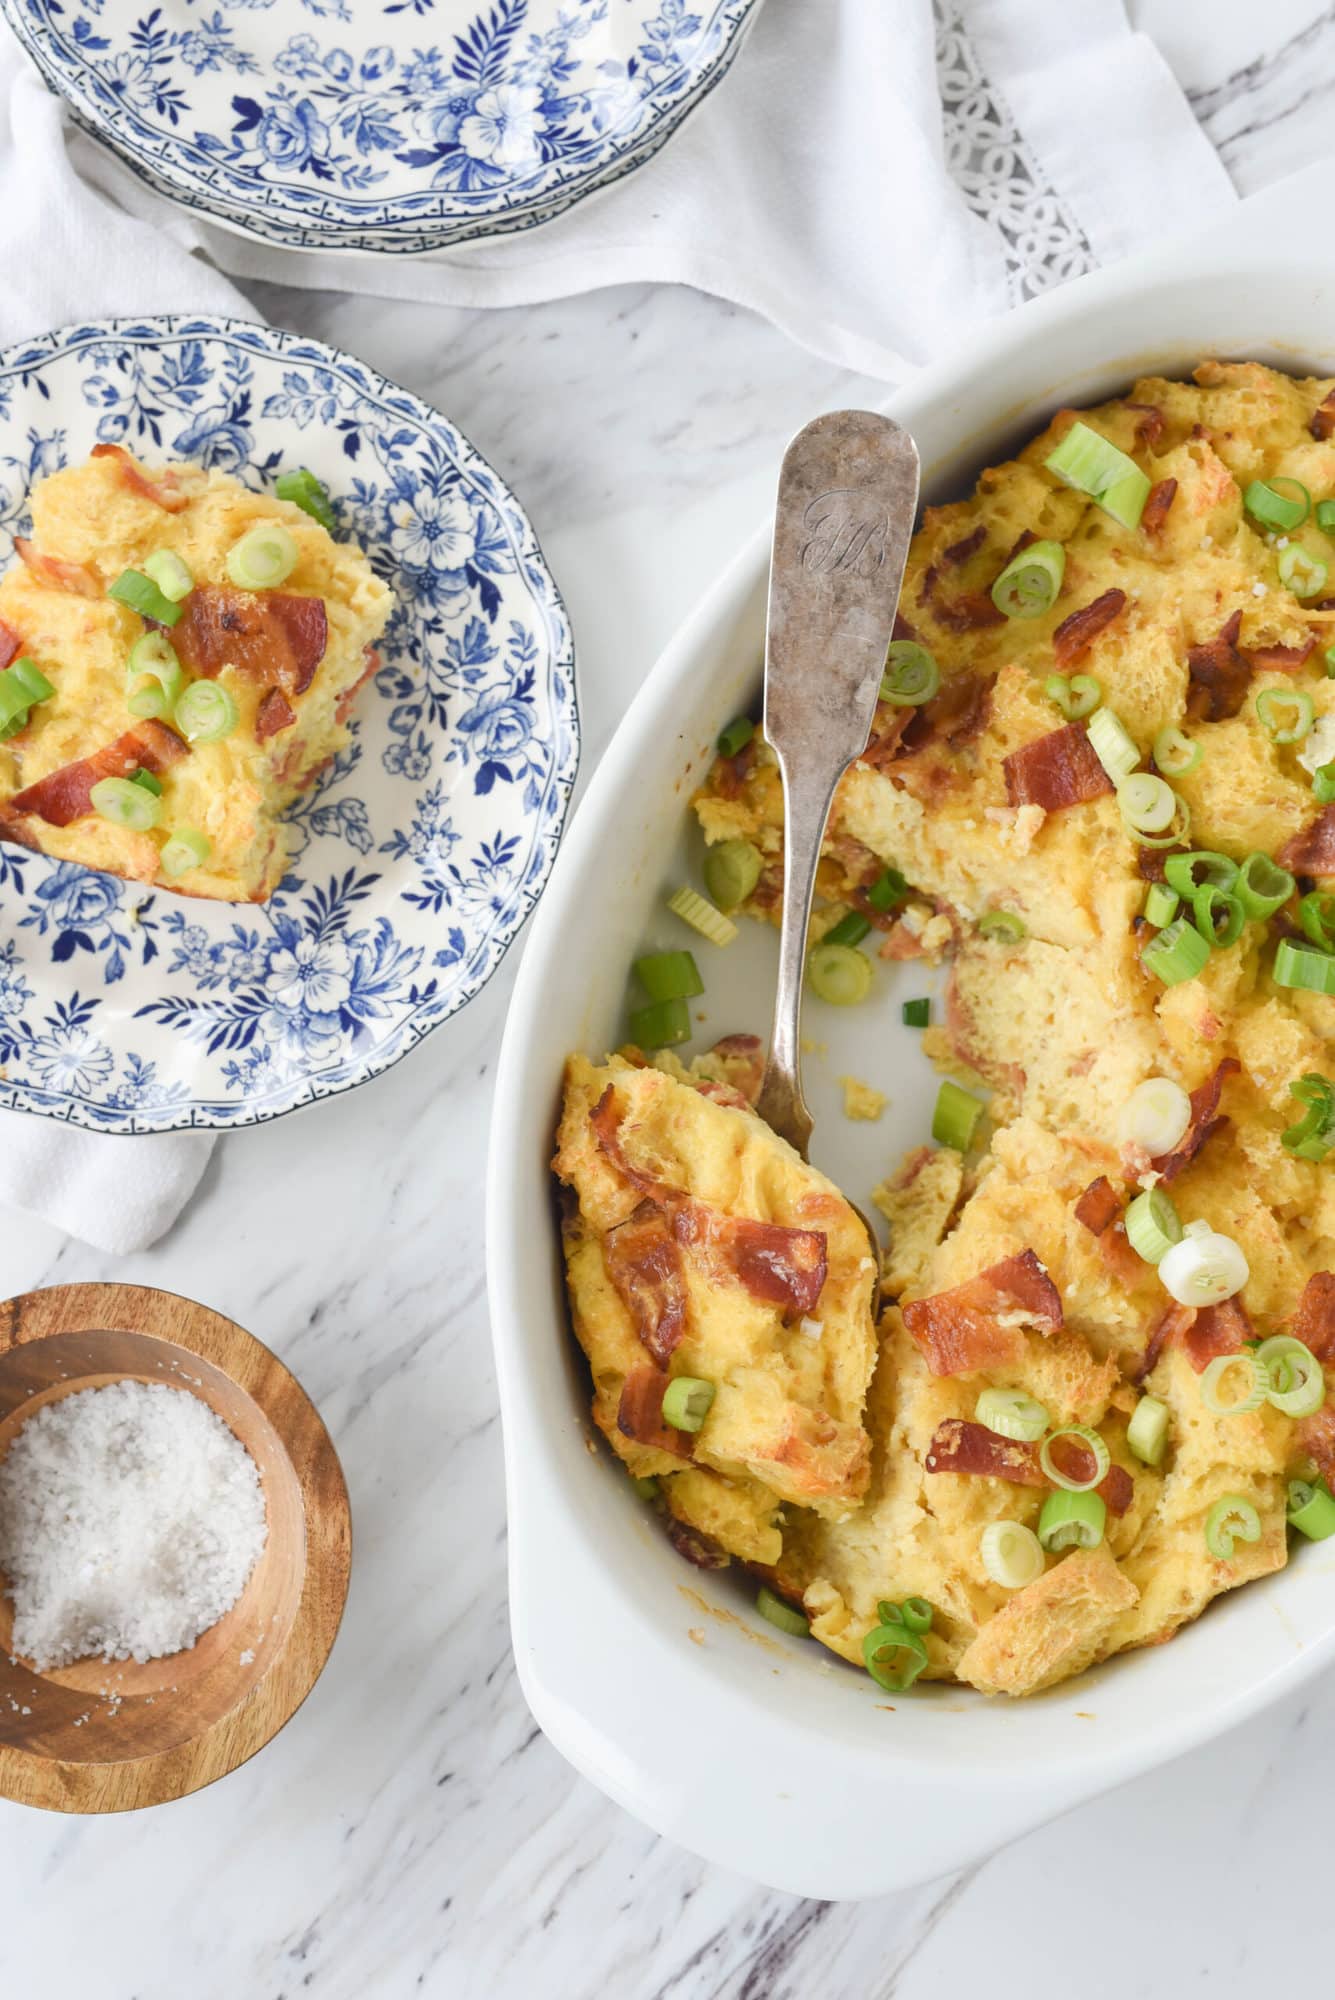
[0,446,392,901]
[557,361,1335,1699]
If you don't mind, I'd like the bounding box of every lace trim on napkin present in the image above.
[935,0,1097,303]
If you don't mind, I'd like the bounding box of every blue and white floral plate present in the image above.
[1,0,764,256]
[0,315,578,1134]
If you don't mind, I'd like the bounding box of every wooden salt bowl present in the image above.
[0,1283,350,1812]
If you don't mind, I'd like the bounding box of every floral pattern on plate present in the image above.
[0,315,578,1132]
[1,0,763,254]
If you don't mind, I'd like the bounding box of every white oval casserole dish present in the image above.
[487,166,1335,1900]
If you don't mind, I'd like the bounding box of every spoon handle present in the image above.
[755,410,921,1155]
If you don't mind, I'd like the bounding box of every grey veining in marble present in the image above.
[0,6,1331,1997]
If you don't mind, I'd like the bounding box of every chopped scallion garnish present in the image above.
[89,774,161,832]
[7,658,53,705]
[1314,762,1335,806]
[667,886,737,947]
[1141,916,1210,985]
[866,866,908,912]
[1127,1394,1169,1466]
[980,1521,1044,1589]
[1152,724,1202,777]
[1040,1425,1110,1493]
[1143,882,1180,927]
[633,949,703,1003]
[1037,1488,1106,1551]
[1164,850,1237,897]
[1317,499,1335,538]
[1255,1333,1326,1417]
[1281,1072,1335,1162]
[1244,476,1310,531]
[142,549,193,604]
[716,715,754,759]
[275,467,336,533]
[1125,1186,1183,1265]
[661,1376,715,1432]
[108,567,182,626]
[226,523,298,591]
[1199,1351,1268,1416]
[756,1586,809,1638]
[1192,882,1246,949]
[1204,1494,1262,1561]
[931,1079,983,1151]
[823,910,871,950]
[1118,772,1179,835]
[862,1621,929,1691]
[129,767,162,797]
[1288,1478,1335,1540]
[701,840,761,914]
[1256,685,1314,743]
[1278,545,1329,598]
[628,996,691,1047]
[1045,672,1101,720]
[806,941,871,1005]
[881,641,940,707]
[1087,706,1140,783]
[125,631,183,720]
[991,538,1065,619]
[1298,890,1335,950]
[1158,1219,1250,1307]
[977,909,1026,944]
[160,828,211,879]
[902,998,930,1028]
[1274,938,1335,994]
[1234,850,1294,920]
[173,680,238,745]
[975,1387,1049,1443]
[898,1596,934,1634]
[1044,421,1150,529]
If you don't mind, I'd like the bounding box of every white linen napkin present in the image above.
[67,0,1236,379]
[0,51,245,1253]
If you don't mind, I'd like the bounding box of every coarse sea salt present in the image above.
[0,1381,267,1671]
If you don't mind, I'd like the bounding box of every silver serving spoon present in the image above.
[754,410,921,1306]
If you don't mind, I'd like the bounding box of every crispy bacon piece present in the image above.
[925,1418,1045,1486]
[1279,806,1335,878]
[896,674,996,766]
[861,706,914,771]
[1312,389,1335,440]
[711,737,757,800]
[13,536,100,597]
[255,689,296,741]
[171,585,328,696]
[1052,588,1126,667]
[879,919,926,961]
[1292,1272,1335,1362]
[0,619,21,671]
[1244,637,1316,674]
[1148,1058,1240,1182]
[1186,608,1249,722]
[616,1367,693,1458]
[672,1203,827,1319]
[1002,528,1037,566]
[1136,1302,1194,1382]
[1136,845,1178,883]
[335,647,380,726]
[705,1032,764,1102]
[665,1517,728,1569]
[1003,722,1114,812]
[942,523,987,566]
[1074,1176,1121,1237]
[1183,1297,1253,1372]
[604,1201,689,1366]
[1127,401,1165,447]
[8,720,186,826]
[904,1249,1062,1377]
[90,441,189,513]
[1141,477,1178,537]
[1297,1405,1335,1486]
[589,1085,668,1199]
[1100,1465,1135,1516]
[930,590,1005,633]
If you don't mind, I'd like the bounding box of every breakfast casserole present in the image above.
[556,361,1335,1698]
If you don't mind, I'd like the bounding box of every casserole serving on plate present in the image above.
[488,168,1335,1899]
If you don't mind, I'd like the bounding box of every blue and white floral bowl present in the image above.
[0,315,578,1133]
[1,0,764,255]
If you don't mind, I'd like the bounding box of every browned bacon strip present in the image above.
[90,442,189,513]
[1279,805,1335,878]
[1100,1465,1136,1516]
[1141,477,1178,537]
[1293,1272,1335,1362]
[1297,1405,1335,1485]
[172,584,328,696]
[665,1517,728,1569]
[861,707,914,770]
[255,689,296,741]
[930,590,1005,633]
[1312,388,1335,440]
[903,1249,1062,1377]
[925,1418,1045,1486]
[8,720,186,826]
[1244,637,1316,674]
[616,1367,693,1458]
[1187,608,1249,722]
[0,619,21,672]
[703,1032,764,1103]
[1149,1058,1240,1182]
[604,1201,689,1365]
[1074,1176,1121,1237]
[590,1085,672,1199]
[1136,1301,1197,1384]
[942,523,987,566]
[1052,588,1126,667]
[1185,1298,1252,1373]
[1127,401,1165,447]
[1003,721,1114,812]
[672,1203,827,1319]
[13,536,100,596]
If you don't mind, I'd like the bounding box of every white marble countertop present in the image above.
[1,3,1333,1994]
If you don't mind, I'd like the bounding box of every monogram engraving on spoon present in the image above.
[799,487,889,576]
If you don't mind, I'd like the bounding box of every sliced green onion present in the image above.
[1045,421,1150,529]
[634,949,703,1003]
[1274,939,1335,994]
[661,1376,715,1432]
[1257,1335,1326,1418]
[1153,725,1202,777]
[1327,644,1335,678]
[1118,772,1179,835]
[629,996,691,1048]
[1298,890,1335,950]
[129,767,162,797]
[716,715,754,759]
[980,1521,1044,1589]
[630,1475,659,1500]
[1204,1493,1262,1560]
[702,839,762,913]
[173,680,238,745]
[1279,546,1329,599]
[160,828,212,879]
[1127,1394,1170,1466]
[1045,673,1101,720]
[932,1079,983,1151]
[862,1621,929,1692]
[107,567,182,626]
[274,467,336,534]
[1287,1478,1335,1540]
[1314,762,1335,806]
[1318,500,1335,537]
[1256,685,1314,743]
[1142,917,1211,986]
[1200,1350,1268,1416]
[807,941,872,1006]
[89,774,161,832]
[1041,1424,1111,1493]
[1037,1488,1107,1551]
[975,1387,1049,1443]
[142,549,193,603]
[667,885,737,947]
[1136,794,1193,850]
[1144,882,1181,927]
[1244,476,1310,531]
[1088,707,1140,783]
[823,910,872,949]
[1159,1219,1250,1307]
[1281,1072,1335,1162]
[898,1596,934,1634]
[756,1586,809,1637]
[881,641,940,707]
[1164,850,1238,897]
[866,866,909,912]
[226,523,298,591]
[1118,1076,1192,1155]
[0,673,30,730]
[1192,883,1246,949]
[0,715,25,742]
[977,909,1026,944]
[902,998,930,1028]
[1125,1186,1183,1265]
[876,1600,903,1628]
[6,658,53,705]
[1235,850,1295,920]
[991,538,1065,619]
[125,631,184,719]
